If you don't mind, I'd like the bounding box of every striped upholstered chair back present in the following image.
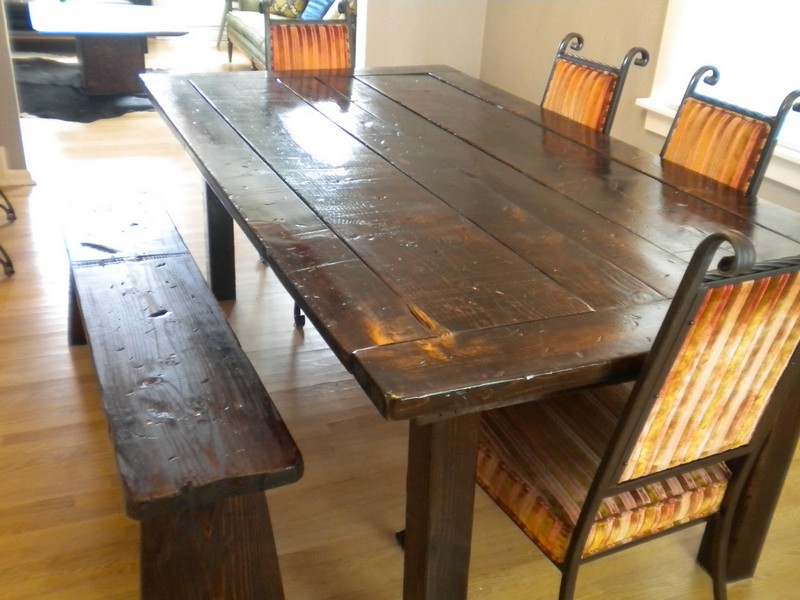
[476,231,800,600]
[541,32,649,134]
[662,66,800,196]
[266,1,355,73]
[618,244,800,483]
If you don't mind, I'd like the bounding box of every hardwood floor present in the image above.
[1,29,798,600]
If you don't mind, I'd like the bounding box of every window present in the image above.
[637,0,800,190]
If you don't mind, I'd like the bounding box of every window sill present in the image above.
[636,96,800,192]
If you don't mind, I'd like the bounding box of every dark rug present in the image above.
[13,57,153,123]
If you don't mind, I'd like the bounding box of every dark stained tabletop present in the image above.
[143,67,800,422]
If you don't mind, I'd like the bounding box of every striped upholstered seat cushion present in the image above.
[270,23,351,71]
[542,59,618,131]
[476,386,731,564]
[662,98,770,192]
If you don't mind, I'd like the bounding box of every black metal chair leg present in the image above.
[0,189,16,222]
[0,244,14,276]
[294,302,306,328]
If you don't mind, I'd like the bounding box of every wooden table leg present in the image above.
[403,412,481,600]
[698,373,800,579]
[205,183,237,301]
[140,492,285,600]
[77,35,146,95]
[67,270,86,346]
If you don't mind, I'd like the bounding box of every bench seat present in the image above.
[66,200,302,599]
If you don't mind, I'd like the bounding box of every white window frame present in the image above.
[636,0,800,191]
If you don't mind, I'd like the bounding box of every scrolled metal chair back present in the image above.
[662,65,800,196]
[541,32,649,134]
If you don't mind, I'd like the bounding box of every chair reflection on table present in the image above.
[477,230,800,600]
[261,0,356,327]
[541,32,649,135]
[661,65,800,197]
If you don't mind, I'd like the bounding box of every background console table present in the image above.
[25,0,185,94]
[5,0,153,47]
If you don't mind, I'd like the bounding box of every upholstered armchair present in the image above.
[226,0,355,72]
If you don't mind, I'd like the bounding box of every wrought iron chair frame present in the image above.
[661,65,800,196]
[0,188,16,222]
[0,244,13,277]
[0,189,15,277]
[554,231,800,600]
[541,32,649,135]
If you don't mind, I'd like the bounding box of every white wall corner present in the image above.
[0,147,35,187]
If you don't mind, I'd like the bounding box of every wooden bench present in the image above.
[65,200,303,599]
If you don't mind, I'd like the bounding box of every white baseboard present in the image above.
[0,147,35,188]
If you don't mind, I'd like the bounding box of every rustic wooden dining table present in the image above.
[142,66,800,599]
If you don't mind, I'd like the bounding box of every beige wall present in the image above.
[359,0,670,151]
[480,0,669,151]
[360,0,488,76]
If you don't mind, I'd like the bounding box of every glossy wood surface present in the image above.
[143,64,800,600]
[2,32,799,599]
[143,68,800,420]
[65,201,302,519]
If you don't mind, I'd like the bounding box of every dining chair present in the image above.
[541,32,649,134]
[264,0,355,73]
[661,65,800,196]
[476,230,800,600]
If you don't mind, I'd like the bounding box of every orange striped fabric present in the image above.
[476,388,730,563]
[620,271,800,481]
[476,268,800,565]
[270,23,351,72]
[542,59,618,131]
[662,98,771,192]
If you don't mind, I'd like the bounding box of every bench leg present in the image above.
[140,492,286,600]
